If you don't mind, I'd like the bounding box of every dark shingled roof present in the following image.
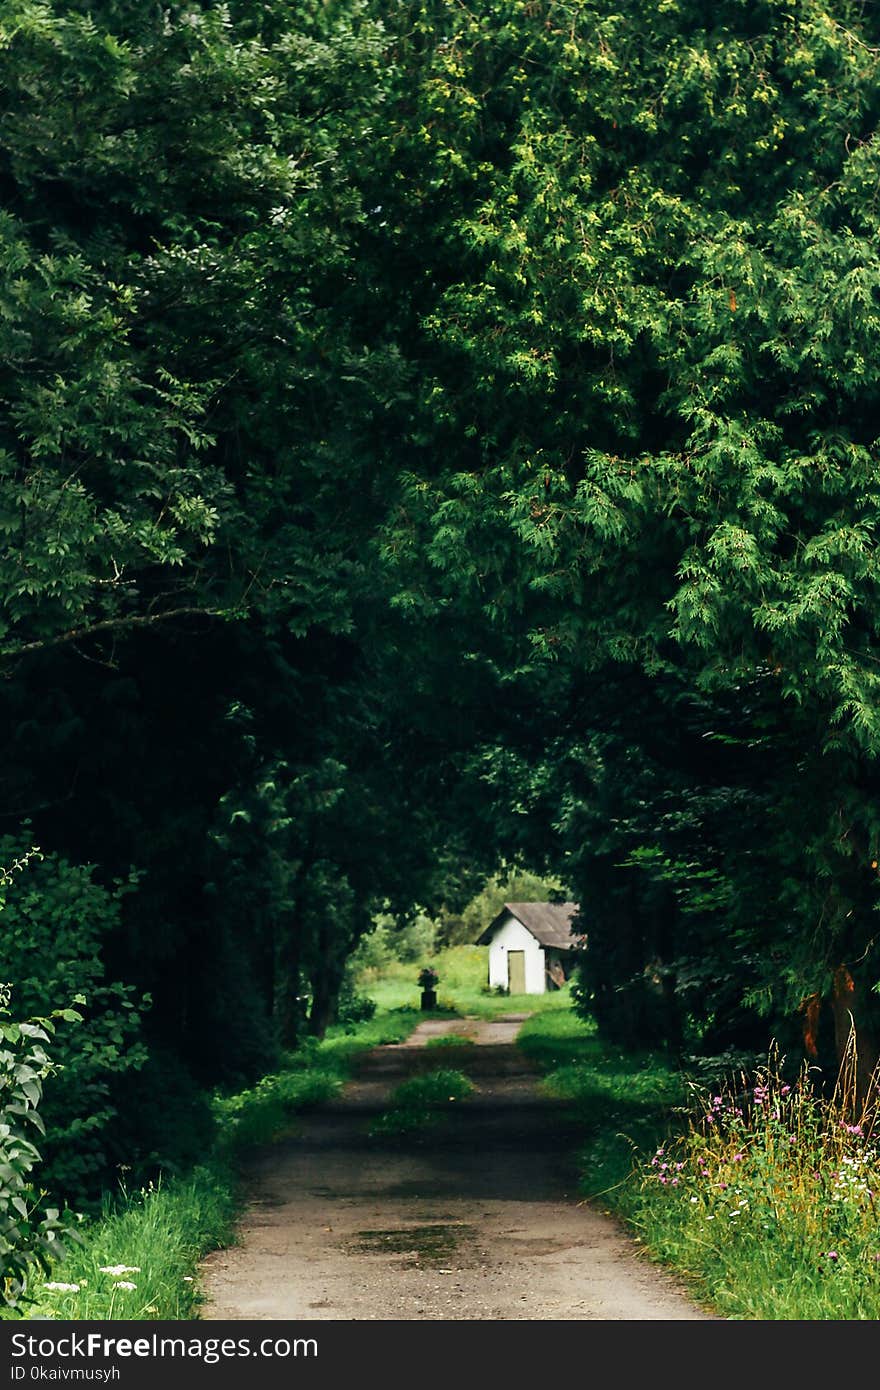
[477,902,583,950]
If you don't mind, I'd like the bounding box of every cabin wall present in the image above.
[487,913,546,994]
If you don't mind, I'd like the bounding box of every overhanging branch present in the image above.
[1,606,230,663]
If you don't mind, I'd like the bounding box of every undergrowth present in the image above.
[623,1043,880,1319]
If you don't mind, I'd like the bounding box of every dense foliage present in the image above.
[0,845,146,1201]
[0,0,487,1149]
[371,0,880,1076]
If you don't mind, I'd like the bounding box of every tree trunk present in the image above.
[831,964,879,1111]
[656,887,683,1053]
[308,901,364,1040]
[307,954,345,1039]
[278,914,303,1048]
[276,834,316,1049]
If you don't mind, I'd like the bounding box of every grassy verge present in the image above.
[518,1010,686,1201]
[370,1067,474,1137]
[210,1008,420,1148]
[23,1165,238,1320]
[519,1009,880,1319]
[24,1006,420,1321]
[618,1054,880,1320]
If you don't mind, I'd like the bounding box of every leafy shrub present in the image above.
[335,978,376,1028]
[189,925,279,1086]
[212,1069,341,1149]
[0,985,80,1310]
[0,844,147,1204]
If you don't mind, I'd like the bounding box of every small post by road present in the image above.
[418,966,439,1011]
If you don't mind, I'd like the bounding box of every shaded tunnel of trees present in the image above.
[4,0,880,1201]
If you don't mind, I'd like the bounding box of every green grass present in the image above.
[360,945,573,1019]
[23,1165,238,1320]
[424,1033,475,1049]
[24,1006,421,1321]
[370,1066,474,1137]
[303,1007,422,1059]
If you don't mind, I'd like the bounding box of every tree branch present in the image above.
[1,606,229,662]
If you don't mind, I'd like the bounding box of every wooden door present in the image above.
[508,950,526,994]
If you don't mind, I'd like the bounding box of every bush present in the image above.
[105,1047,215,1181]
[211,1069,341,1149]
[0,985,80,1311]
[335,979,376,1028]
[0,844,147,1205]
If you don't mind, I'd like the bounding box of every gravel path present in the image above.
[200,1016,711,1320]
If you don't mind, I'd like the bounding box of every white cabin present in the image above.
[477,901,583,995]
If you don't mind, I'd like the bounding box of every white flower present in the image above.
[112,1281,137,1291]
[182,1276,194,1282]
[43,1282,80,1293]
[99,1265,141,1276]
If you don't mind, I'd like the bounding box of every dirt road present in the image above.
[200,1016,710,1320]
